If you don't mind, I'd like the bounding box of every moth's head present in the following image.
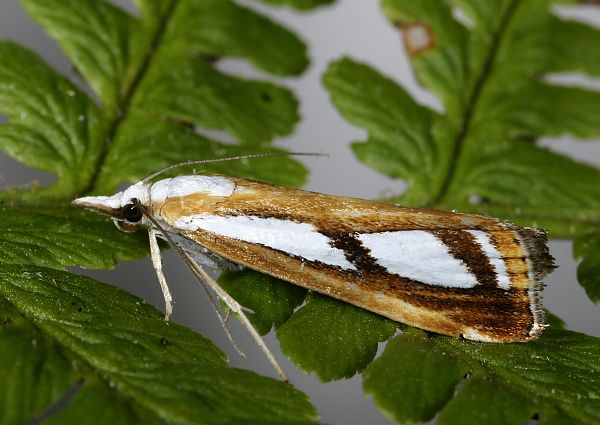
[72,182,150,233]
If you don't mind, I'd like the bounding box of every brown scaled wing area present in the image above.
[154,177,555,342]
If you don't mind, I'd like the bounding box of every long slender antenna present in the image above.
[141,152,325,183]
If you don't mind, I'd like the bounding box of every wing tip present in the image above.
[514,226,555,340]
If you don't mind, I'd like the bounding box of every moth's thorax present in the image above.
[149,175,236,222]
[149,175,234,202]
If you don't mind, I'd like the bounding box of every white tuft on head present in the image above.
[120,182,150,205]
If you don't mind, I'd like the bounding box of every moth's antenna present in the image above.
[141,152,325,183]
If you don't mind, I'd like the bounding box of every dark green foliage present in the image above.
[0,0,321,422]
[0,207,148,268]
[277,293,397,381]
[363,328,600,424]
[320,0,600,423]
[574,233,600,303]
[1,0,310,205]
[0,266,318,425]
[260,0,335,10]
[323,0,600,237]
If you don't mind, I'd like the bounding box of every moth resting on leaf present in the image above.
[73,156,555,379]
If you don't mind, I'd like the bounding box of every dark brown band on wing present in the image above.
[323,231,389,275]
[432,230,499,288]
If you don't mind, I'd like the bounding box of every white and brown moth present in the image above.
[74,155,555,380]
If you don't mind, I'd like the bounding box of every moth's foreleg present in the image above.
[182,251,288,382]
[149,229,174,321]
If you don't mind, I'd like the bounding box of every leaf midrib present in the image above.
[84,0,179,195]
[427,0,520,208]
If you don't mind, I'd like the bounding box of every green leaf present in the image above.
[139,59,300,144]
[318,3,600,420]
[96,112,307,192]
[0,265,318,425]
[18,0,136,111]
[323,0,600,237]
[259,0,335,11]
[362,330,467,424]
[0,42,105,201]
[0,207,148,269]
[217,270,307,335]
[0,0,320,421]
[276,293,397,381]
[1,0,309,204]
[363,328,600,425]
[573,233,600,303]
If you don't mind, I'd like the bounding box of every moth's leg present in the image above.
[183,251,288,381]
[148,229,174,321]
[159,231,247,356]
[195,275,247,358]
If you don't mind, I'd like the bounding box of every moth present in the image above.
[73,154,555,380]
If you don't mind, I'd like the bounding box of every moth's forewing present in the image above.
[154,177,554,342]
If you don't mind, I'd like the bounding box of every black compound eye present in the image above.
[122,203,143,223]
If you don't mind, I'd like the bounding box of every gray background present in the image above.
[1,1,600,424]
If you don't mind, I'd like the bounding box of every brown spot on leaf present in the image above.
[395,21,437,55]
[261,92,273,102]
[192,53,220,64]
